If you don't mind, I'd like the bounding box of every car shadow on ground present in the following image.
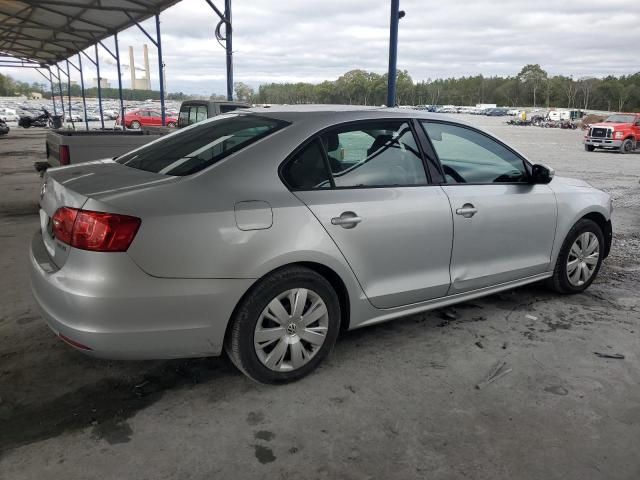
[0,283,559,456]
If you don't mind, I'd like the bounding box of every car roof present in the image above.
[244,104,446,123]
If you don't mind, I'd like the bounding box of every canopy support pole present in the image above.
[156,14,166,125]
[77,54,89,130]
[35,67,57,116]
[65,60,75,129]
[224,0,232,101]
[386,0,404,107]
[114,33,124,130]
[94,46,104,129]
[204,0,233,100]
[55,65,66,123]
[99,36,125,130]
[69,55,89,130]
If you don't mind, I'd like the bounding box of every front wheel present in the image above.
[167,121,176,128]
[585,144,595,152]
[225,266,341,384]
[619,138,634,154]
[548,219,604,294]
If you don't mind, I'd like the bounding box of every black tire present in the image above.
[130,120,141,129]
[585,144,595,152]
[619,138,633,154]
[548,219,604,294]
[225,266,341,384]
[167,122,176,128]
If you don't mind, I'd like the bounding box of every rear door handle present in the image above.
[455,203,477,218]
[331,211,362,229]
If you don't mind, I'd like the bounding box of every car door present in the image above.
[150,111,163,126]
[284,119,453,309]
[420,121,557,294]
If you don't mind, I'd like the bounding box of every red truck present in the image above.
[115,108,178,129]
[584,113,640,154]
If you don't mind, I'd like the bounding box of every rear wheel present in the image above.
[225,266,341,384]
[167,121,176,128]
[129,120,141,129]
[548,219,604,294]
[619,138,634,154]
[585,144,595,152]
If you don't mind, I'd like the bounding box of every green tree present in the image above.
[517,64,548,107]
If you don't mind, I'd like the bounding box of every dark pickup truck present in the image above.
[177,100,249,128]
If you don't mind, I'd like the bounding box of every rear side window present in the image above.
[116,115,288,176]
[282,120,427,189]
[325,121,426,187]
[282,141,331,190]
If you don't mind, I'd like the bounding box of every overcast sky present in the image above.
[2,0,639,95]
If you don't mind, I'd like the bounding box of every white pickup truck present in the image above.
[42,129,164,171]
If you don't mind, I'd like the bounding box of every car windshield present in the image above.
[115,114,289,176]
[605,114,636,123]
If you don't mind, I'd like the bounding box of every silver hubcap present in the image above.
[254,288,329,372]
[566,232,599,286]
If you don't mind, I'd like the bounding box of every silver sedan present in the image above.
[30,106,613,383]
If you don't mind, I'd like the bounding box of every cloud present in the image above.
[2,0,639,94]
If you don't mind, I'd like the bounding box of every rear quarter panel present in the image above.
[86,128,364,302]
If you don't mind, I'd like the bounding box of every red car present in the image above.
[116,109,178,129]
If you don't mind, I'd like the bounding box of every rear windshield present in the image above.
[116,114,288,176]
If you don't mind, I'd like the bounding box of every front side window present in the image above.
[421,122,527,184]
[116,114,288,176]
[321,121,427,187]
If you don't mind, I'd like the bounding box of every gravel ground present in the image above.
[0,118,638,480]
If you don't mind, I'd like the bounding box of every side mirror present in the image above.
[531,164,554,184]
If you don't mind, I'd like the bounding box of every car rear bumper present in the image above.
[29,231,254,360]
[584,137,623,148]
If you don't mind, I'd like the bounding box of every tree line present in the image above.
[250,65,640,112]
[3,65,640,111]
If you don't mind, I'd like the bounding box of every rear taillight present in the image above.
[52,207,78,245]
[59,145,70,165]
[51,207,140,252]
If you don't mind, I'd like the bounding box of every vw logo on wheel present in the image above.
[286,323,297,335]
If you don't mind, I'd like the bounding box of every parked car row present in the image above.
[409,105,517,115]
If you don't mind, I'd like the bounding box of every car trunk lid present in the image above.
[39,159,176,268]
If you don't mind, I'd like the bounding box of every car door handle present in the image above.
[331,211,362,229]
[455,203,478,218]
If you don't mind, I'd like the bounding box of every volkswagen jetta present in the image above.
[30,106,613,383]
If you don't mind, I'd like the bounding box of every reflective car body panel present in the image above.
[29,106,612,359]
[296,187,453,308]
[442,183,557,294]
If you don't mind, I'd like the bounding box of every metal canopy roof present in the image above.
[0,0,181,66]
